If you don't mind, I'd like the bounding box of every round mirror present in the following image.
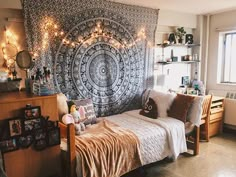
[16,50,33,70]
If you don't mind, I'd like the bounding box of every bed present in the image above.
[59,110,187,177]
[58,90,208,177]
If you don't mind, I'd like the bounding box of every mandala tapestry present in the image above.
[21,0,159,116]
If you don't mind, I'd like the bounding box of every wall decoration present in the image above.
[21,0,158,116]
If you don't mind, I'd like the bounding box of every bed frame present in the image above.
[59,122,76,177]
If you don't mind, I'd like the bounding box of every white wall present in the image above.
[207,10,236,92]
[154,10,198,91]
[158,10,197,28]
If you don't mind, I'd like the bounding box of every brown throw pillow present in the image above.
[140,98,158,119]
[168,94,194,123]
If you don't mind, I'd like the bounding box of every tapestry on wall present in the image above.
[21,0,158,116]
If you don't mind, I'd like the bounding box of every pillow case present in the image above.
[168,94,195,123]
[140,98,158,119]
[69,99,97,125]
[144,89,176,117]
[186,96,204,126]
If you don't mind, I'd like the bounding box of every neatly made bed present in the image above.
[59,109,187,177]
[58,90,210,177]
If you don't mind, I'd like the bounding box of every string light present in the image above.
[32,19,153,62]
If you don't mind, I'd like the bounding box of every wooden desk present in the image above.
[0,91,61,177]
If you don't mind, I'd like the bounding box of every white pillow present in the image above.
[149,90,176,117]
[186,96,204,127]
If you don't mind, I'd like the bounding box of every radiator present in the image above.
[209,90,236,127]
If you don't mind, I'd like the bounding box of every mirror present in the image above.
[16,50,34,78]
[16,50,33,70]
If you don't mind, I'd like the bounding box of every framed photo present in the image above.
[8,118,23,137]
[24,118,42,132]
[34,139,47,151]
[18,134,33,148]
[34,129,47,151]
[24,106,41,119]
[35,129,46,140]
[47,128,60,146]
[0,138,18,153]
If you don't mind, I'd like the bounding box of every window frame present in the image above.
[220,31,236,84]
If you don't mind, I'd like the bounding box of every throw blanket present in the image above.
[75,119,142,177]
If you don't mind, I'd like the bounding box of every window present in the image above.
[218,32,236,83]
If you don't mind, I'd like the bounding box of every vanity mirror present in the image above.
[16,50,34,78]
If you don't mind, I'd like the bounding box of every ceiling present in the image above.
[1,0,236,15]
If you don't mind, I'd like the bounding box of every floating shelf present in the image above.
[156,43,200,48]
[157,60,200,65]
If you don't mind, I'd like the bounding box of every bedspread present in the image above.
[106,110,187,165]
[74,119,142,177]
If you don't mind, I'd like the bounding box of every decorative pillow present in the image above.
[168,94,195,123]
[140,98,158,119]
[57,93,68,121]
[145,89,176,117]
[68,99,97,125]
[186,96,204,126]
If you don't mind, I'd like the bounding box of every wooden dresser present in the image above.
[0,91,61,177]
[209,96,225,137]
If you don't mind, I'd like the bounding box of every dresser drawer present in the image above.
[210,112,223,122]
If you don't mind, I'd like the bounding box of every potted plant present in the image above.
[175,27,186,44]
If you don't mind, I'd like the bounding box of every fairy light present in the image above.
[31,19,153,62]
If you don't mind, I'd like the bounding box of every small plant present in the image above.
[175,27,186,43]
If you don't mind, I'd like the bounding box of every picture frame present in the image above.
[0,138,18,153]
[34,139,47,151]
[24,106,41,119]
[34,129,47,151]
[47,127,60,147]
[24,118,42,132]
[18,134,34,148]
[8,118,23,137]
[34,129,46,140]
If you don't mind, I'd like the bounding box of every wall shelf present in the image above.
[156,43,200,48]
[157,60,200,65]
